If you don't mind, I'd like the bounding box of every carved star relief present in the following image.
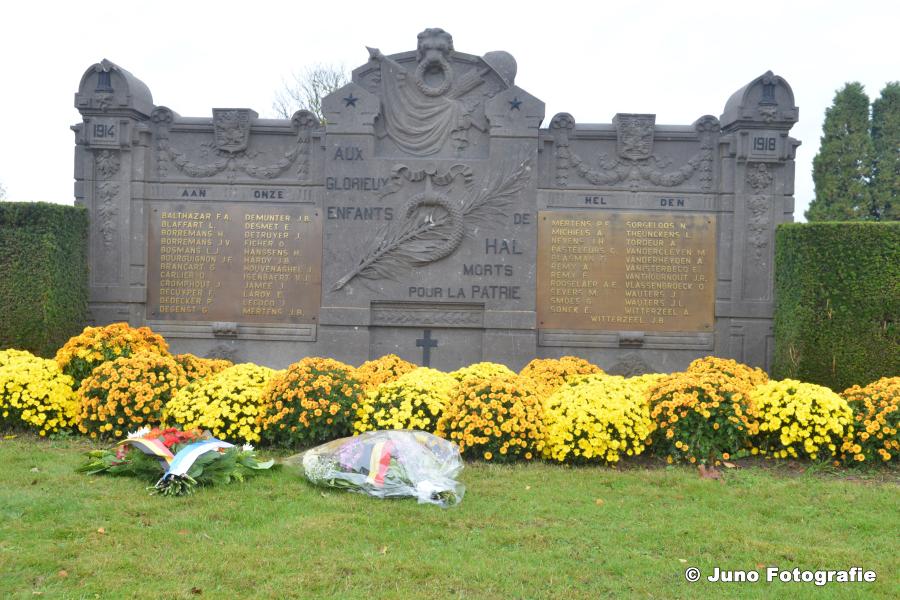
[508,97,522,110]
[343,94,358,108]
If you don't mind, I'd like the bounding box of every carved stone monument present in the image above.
[73,30,799,372]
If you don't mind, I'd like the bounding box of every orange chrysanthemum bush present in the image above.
[436,364,545,463]
[76,351,188,439]
[0,349,79,436]
[649,371,759,465]
[686,356,769,389]
[354,354,417,391]
[173,353,234,383]
[260,357,365,447]
[518,356,604,401]
[841,377,899,463]
[55,322,170,388]
[750,379,853,461]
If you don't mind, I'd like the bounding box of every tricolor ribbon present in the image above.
[365,440,395,487]
[119,436,174,468]
[159,439,234,482]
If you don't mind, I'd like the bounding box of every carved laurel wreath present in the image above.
[332,158,532,291]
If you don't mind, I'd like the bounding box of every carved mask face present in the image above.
[414,32,455,97]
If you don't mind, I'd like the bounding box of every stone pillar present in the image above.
[74,59,154,326]
[718,71,800,370]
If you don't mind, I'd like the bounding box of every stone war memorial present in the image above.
[73,28,800,373]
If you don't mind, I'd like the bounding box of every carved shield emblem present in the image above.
[614,113,655,161]
[213,109,253,153]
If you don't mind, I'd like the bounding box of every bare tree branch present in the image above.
[272,64,349,123]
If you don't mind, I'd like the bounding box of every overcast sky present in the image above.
[1,0,896,220]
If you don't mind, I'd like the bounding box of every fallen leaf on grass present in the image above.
[190,587,202,595]
[756,563,765,569]
[378,546,388,555]
[96,527,105,535]
[525,485,531,490]
[698,465,723,480]
[3,434,16,440]
[723,461,737,469]
[30,467,40,473]
[57,570,68,578]
[177,529,189,536]
[678,559,687,563]
[594,498,605,506]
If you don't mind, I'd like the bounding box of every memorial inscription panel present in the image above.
[147,202,322,324]
[537,211,716,332]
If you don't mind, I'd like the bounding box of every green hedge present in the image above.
[774,222,899,391]
[0,203,88,357]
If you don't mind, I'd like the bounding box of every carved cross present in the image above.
[415,329,438,367]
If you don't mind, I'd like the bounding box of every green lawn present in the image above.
[0,436,897,599]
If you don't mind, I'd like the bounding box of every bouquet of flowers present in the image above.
[77,427,275,496]
[291,430,465,507]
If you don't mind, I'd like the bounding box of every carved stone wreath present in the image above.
[332,158,532,291]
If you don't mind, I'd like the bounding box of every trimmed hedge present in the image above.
[0,203,88,357]
[774,222,899,391]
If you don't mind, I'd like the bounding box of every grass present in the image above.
[1,435,897,599]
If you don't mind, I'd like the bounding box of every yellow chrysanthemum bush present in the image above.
[626,373,668,403]
[750,379,854,461]
[173,353,233,383]
[260,357,364,447]
[163,363,276,444]
[841,377,900,463]
[519,356,604,401]
[436,365,545,463]
[55,322,170,387]
[686,356,769,388]
[354,367,458,434]
[450,361,516,383]
[76,352,188,439]
[649,371,758,464]
[355,354,417,391]
[543,374,653,464]
[0,349,79,436]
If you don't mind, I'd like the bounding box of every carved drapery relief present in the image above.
[151,107,317,181]
[365,28,510,156]
[550,113,720,191]
[332,159,531,291]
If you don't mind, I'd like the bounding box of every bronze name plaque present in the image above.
[147,202,322,324]
[537,211,716,332]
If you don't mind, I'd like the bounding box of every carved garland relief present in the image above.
[745,162,774,262]
[550,113,720,191]
[151,107,317,181]
[93,150,120,250]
